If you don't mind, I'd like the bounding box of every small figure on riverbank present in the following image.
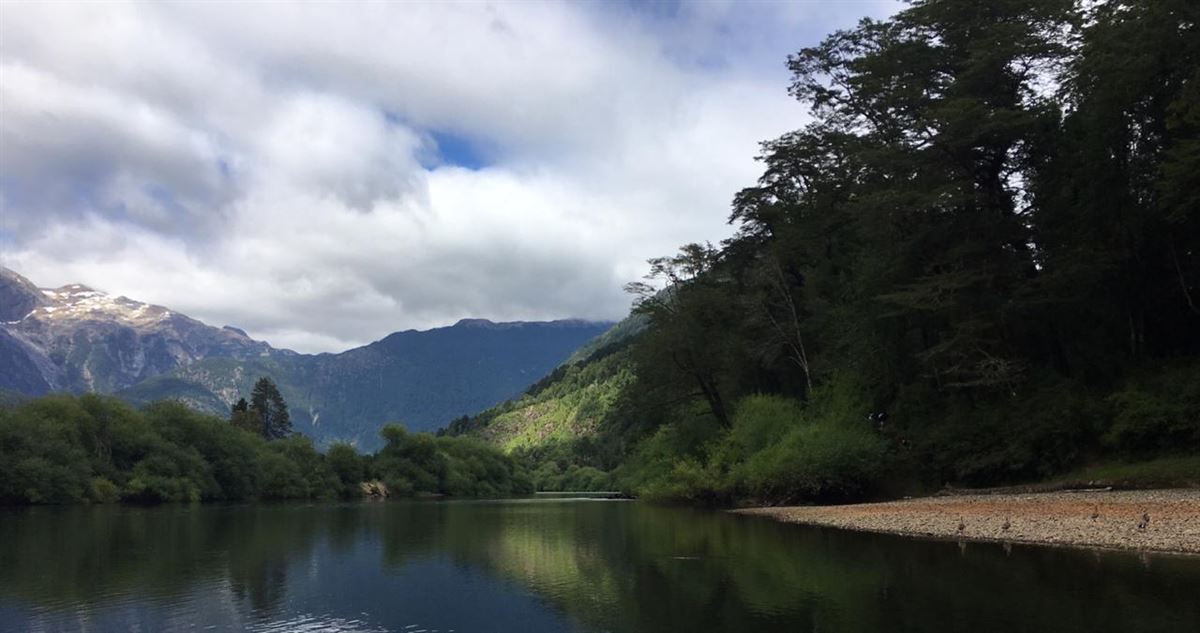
[957,517,965,533]
[1137,511,1150,531]
[1091,504,1100,521]
[1001,517,1011,532]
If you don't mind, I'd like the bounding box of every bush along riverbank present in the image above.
[0,393,532,505]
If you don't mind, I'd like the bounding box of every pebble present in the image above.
[736,489,1200,554]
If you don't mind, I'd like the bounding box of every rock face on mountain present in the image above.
[0,267,613,448]
[0,267,46,322]
[0,267,273,394]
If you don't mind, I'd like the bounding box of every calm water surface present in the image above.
[1,498,1198,633]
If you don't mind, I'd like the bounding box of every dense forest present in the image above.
[0,391,531,505]
[450,0,1200,503]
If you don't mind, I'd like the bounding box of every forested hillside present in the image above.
[451,0,1200,502]
[441,317,643,491]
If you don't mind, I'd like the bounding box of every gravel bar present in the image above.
[735,489,1200,554]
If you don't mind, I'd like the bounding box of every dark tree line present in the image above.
[611,0,1199,500]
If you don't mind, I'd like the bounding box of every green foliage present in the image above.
[0,396,91,504]
[444,345,635,452]
[735,418,886,502]
[615,406,730,503]
[1105,365,1200,456]
[725,394,808,457]
[88,476,120,503]
[720,383,892,501]
[265,436,339,499]
[372,424,533,497]
[230,398,261,436]
[533,464,611,492]
[899,376,1103,486]
[619,384,887,504]
[636,458,726,505]
[250,377,291,440]
[326,442,366,498]
[0,394,532,505]
[1055,455,1200,489]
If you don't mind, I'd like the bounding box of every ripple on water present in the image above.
[249,613,392,633]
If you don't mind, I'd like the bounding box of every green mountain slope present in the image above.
[442,315,643,452]
[121,319,615,449]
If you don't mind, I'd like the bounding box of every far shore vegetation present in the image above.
[0,380,533,505]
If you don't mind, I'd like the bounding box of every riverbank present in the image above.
[736,489,1200,554]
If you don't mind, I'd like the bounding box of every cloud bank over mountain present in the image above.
[0,1,897,352]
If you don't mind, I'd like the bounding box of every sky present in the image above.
[0,0,898,353]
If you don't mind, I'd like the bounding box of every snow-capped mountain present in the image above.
[0,266,273,394]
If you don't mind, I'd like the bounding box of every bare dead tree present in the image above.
[761,256,813,393]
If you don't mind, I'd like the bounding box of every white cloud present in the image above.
[0,0,899,352]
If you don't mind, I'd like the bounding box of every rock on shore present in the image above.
[736,489,1200,554]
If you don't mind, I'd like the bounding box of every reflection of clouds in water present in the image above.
[250,613,393,633]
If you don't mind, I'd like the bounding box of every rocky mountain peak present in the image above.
[34,283,175,329]
[0,267,274,394]
[0,266,47,322]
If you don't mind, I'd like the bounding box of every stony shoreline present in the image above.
[735,489,1200,555]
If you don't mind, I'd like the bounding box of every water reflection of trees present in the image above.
[376,501,1200,633]
[2,502,1199,633]
[0,504,329,619]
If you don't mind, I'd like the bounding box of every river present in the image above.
[1,497,1197,632]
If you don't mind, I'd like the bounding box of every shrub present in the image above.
[270,435,339,500]
[88,477,121,503]
[327,443,366,498]
[727,394,801,456]
[638,458,727,505]
[725,381,886,503]
[1105,364,1200,455]
[0,398,92,504]
[737,421,886,502]
[257,451,307,500]
[559,465,610,491]
[907,375,1102,486]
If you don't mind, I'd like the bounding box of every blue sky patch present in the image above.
[427,130,490,171]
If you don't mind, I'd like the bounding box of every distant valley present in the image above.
[0,267,612,448]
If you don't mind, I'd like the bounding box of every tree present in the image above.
[229,397,261,435]
[250,377,292,441]
[627,243,737,428]
[326,442,365,498]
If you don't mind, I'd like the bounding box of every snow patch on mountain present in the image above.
[30,284,175,329]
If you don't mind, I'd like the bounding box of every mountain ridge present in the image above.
[0,266,614,447]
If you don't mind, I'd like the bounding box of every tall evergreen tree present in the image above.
[229,397,261,435]
[250,377,292,440]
